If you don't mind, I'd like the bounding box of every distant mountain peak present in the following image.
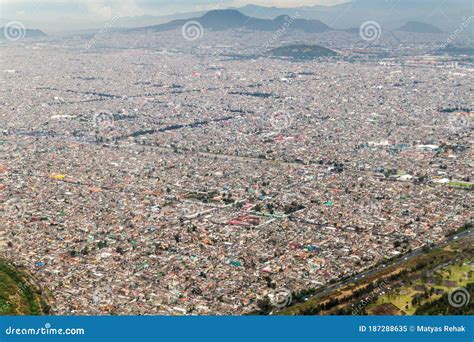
[397,21,443,33]
[199,9,250,29]
[202,9,247,19]
[0,27,46,40]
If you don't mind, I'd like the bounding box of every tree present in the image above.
[256,296,273,312]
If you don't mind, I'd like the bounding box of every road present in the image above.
[275,228,473,314]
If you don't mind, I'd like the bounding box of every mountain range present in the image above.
[115,0,470,33]
[134,10,330,33]
[0,9,447,41]
[128,9,444,36]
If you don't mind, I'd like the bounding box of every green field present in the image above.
[446,181,474,190]
[372,262,473,315]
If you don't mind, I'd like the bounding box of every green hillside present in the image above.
[0,260,50,315]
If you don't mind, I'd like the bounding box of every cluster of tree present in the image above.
[298,270,414,316]
[415,283,473,315]
[283,201,305,214]
[383,168,399,178]
[439,106,471,113]
[254,283,320,315]
[229,91,275,98]
[256,296,273,313]
[292,288,317,303]
[299,281,383,315]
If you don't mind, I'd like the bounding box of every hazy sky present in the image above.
[1,0,348,20]
[2,0,469,33]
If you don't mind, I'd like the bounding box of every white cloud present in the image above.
[85,0,144,19]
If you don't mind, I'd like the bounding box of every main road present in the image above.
[274,228,473,314]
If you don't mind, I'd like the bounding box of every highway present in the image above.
[275,228,473,314]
